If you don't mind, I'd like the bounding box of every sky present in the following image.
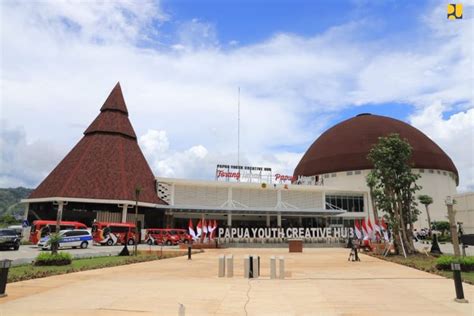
[0,0,473,191]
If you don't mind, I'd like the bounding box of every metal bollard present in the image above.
[270,256,277,279]
[249,255,254,278]
[244,255,250,278]
[187,245,192,260]
[226,255,234,277]
[0,260,12,297]
[218,255,225,277]
[279,256,285,279]
[451,263,468,303]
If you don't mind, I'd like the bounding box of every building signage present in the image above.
[217,170,241,180]
[218,227,354,239]
[274,174,295,182]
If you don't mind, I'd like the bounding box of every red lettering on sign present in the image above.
[275,174,294,182]
[217,170,241,179]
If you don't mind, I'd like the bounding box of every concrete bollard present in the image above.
[218,255,225,277]
[226,255,234,278]
[252,255,259,278]
[279,256,285,279]
[270,256,277,279]
[244,255,250,278]
[178,303,185,316]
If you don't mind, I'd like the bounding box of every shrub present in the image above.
[435,255,474,271]
[35,252,72,266]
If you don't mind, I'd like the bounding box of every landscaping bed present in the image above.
[370,253,474,284]
[7,249,196,283]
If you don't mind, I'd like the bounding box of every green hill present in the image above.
[0,187,33,218]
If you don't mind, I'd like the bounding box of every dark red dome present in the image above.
[293,114,458,182]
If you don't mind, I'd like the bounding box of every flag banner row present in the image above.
[354,218,390,242]
[188,219,218,242]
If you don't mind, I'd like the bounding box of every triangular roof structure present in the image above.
[28,83,165,205]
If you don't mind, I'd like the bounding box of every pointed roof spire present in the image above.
[100,82,128,114]
[84,82,136,138]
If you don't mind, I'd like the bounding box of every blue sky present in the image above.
[1,0,473,190]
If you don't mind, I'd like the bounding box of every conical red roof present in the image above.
[29,83,165,205]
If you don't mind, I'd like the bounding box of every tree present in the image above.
[367,133,421,255]
[418,194,433,231]
[366,173,379,223]
[48,233,61,255]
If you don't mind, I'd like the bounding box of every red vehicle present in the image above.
[92,222,136,246]
[170,229,193,244]
[145,228,180,245]
[29,220,87,244]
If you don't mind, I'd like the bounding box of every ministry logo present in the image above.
[447,3,463,19]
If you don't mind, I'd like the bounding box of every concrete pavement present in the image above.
[0,248,473,315]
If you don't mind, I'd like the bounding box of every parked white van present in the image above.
[38,230,92,250]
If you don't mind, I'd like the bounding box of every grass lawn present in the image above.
[8,250,198,283]
[371,253,474,284]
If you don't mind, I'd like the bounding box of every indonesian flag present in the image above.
[196,220,202,238]
[188,219,196,240]
[207,221,213,238]
[208,220,217,240]
[202,219,208,242]
[380,218,389,242]
[213,220,218,238]
[361,220,369,240]
[354,219,362,240]
[366,218,374,238]
[374,219,382,234]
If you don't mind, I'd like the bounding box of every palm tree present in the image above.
[418,195,433,231]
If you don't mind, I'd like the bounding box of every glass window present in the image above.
[346,171,353,176]
[331,173,337,177]
[354,170,361,175]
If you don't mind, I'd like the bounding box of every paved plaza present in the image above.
[1,248,473,315]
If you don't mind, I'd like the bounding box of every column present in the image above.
[266,214,271,227]
[56,201,64,231]
[298,216,303,226]
[277,213,282,227]
[227,212,232,227]
[121,204,128,223]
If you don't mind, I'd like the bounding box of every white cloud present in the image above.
[0,122,64,187]
[0,1,472,190]
[409,103,474,192]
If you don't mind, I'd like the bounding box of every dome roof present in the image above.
[293,114,458,182]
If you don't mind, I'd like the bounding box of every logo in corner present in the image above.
[447,3,463,20]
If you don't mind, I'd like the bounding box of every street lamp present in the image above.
[134,187,142,256]
[445,196,461,257]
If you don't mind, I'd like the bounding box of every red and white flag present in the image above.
[188,219,196,240]
[196,220,202,238]
[361,220,369,240]
[207,220,213,239]
[374,219,382,234]
[354,219,362,240]
[366,218,374,238]
[202,219,208,242]
[208,220,217,240]
[380,218,389,242]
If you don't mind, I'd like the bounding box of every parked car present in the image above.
[0,229,21,250]
[169,229,193,244]
[92,222,136,246]
[38,229,92,250]
[145,228,180,245]
[8,225,23,237]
